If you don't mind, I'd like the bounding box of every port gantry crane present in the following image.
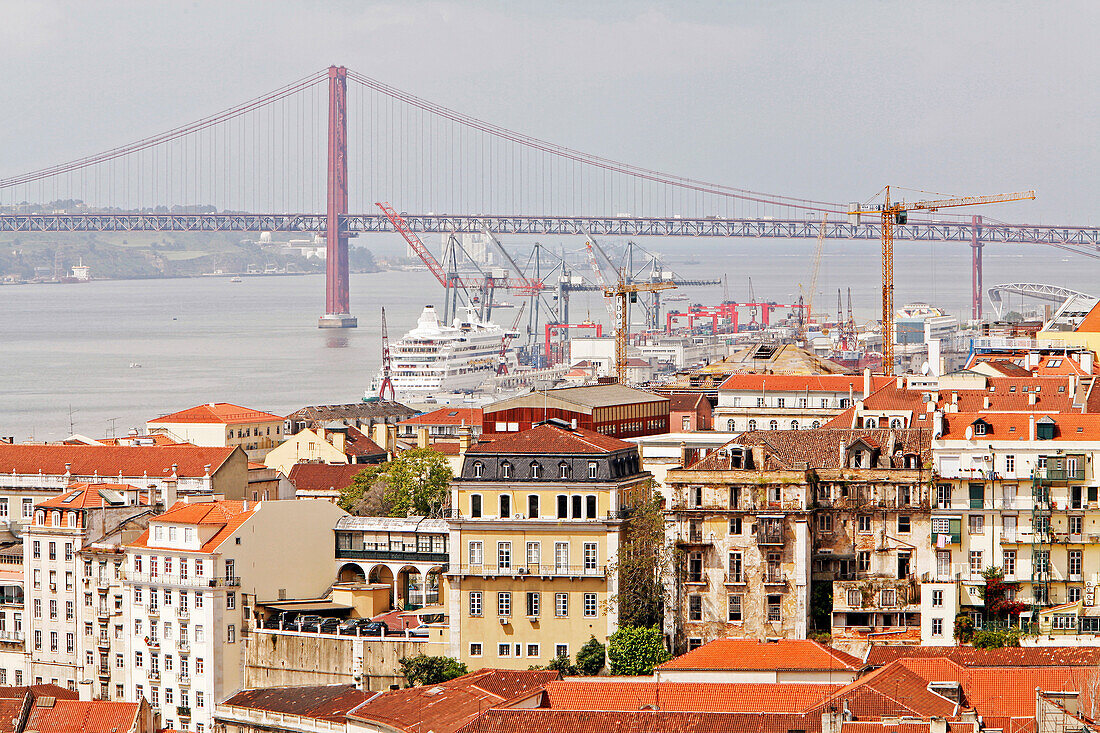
[377,306,396,401]
[849,187,1035,375]
[496,301,527,375]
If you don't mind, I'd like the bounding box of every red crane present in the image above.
[378,306,395,401]
[496,301,527,375]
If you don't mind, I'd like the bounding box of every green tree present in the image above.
[607,626,670,676]
[971,627,1022,649]
[953,613,974,643]
[545,653,578,676]
[383,448,453,517]
[398,654,467,687]
[337,465,384,514]
[576,636,606,676]
[611,490,670,628]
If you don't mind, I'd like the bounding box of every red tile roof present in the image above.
[466,423,636,455]
[222,684,370,722]
[343,427,387,458]
[23,700,142,733]
[719,374,889,393]
[399,408,483,428]
[0,443,238,478]
[810,662,958,719]
[287,463,374,493]
[149,402,283,424]
[668,393,708,412]
[127,500,253,553]
[658,639,862,672]
[942,412,1100,440]
[688,428,931,471]
[348,669,559,733]
[458,710,819,733]
[545,680,841,713]
[36,483,151,509]
[865,645,1100,667]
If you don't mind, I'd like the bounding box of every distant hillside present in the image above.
[0,232,379,280]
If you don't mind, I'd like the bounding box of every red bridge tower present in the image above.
[319,66,357,328]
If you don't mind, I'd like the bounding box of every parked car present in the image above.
[337,619,363,636]
[317,617,341,634]
[295,615,324,632]
[361,621,388,637]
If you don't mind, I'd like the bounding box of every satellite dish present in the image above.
[965,426,974,441]
[920,361,931,375]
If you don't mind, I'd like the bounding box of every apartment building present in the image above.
[0,567,26,686]
[147,403,286,460]
[714,372,889,433]
[446,420,652,669]
[663,427,931,652]
[481,384,670,439]
[23,483,153,694]
[262,426,385,476]
[122,498,346,732]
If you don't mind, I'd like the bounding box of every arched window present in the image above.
[559,462,570,479]
[66,512,76,528]
[727,419,736,431]
[790,420,799,430]
[530,461,541,479]
[865,418,877,429]
[812,421,821,428]
[35,511,44,526]
[499,494,511,518]
[747,420,757,431]
[769,420,778,431]
[473,462,483,478]
[501,462,512,479]
[528,494,539,518]
[890,418,903,429]
[51,511,60,527]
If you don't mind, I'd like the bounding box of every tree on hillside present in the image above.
[611,489,671,628]
[337,448,452,517]
[607,626,670,676]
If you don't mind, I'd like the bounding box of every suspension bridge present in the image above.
[2,66,1097,328]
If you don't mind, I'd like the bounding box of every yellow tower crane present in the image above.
[605,280,677,384]
[849,187,1035,375]
[801,214,828,344]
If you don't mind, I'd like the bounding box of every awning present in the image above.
[264,602,354,613]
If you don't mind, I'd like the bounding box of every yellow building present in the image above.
[445,420,651,669]
[147,403,285,461]
[263,426,385,476]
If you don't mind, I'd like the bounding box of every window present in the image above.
[468,541,483,566]
[32,541,40,559]
[584,593,598,617]
[530,461,541,479]
[688,594,703,621]
[728,552,743,583]
[769,420,779,431]
[936,484,951,509]
[499,494,511,518]
[555,542,569,572]
[501,462,512,479]
[897,515,911,533]
[767,595,781,622]
[969,551,983,575]
[469,643,483,657]
[49,542,56,560]
[1070,550,1083,578]
[932,618,944,637]
[586,495,597,518]
[497,542,511,569]
[588,462,598,479]
[497,643,511,657]
[527,495,539,518]
[64,542,73,561]
[572,495,582,519]
[1003,550,1016,577]
[583,543,598,572]
[135,651,143,667]
[227,624,235,643]
[1070,587,1083,603]
[526,592,540,617]
[473,462,483,479]
[470,494,482,518]
[727,594,742,622]
[1071,516,1084,535]
[858,515,871,533]
[555,593,568,617]
[879,589,896,607]
[969,515,984,535]
[559,463,570,479]
[1005,454,1016,474]
[847,589,861,607]
[226,592,235,610]
[526,542,541,567]
[857,551,870,573]
[555,643,569,659]
[497,592,511,617]
[818,514,833,532]
[687,551,704,583]
[747,419,757,431]
[527,643,540,658]
[729,516,742,534]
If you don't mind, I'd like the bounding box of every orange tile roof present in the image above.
[223,684,370,722]
[348,669,559,733]
[127,500,253,554]
[149,402,283,424]
[0,443,237,478]
[24,700,142,733]
[466,423,636,455]
[288,463,373,493]
[343,427,387,457]
[658,639,862,672]
[810,662,958,719]
[719,374,888,393]
[36,483,151,509]
[458,710,820,733]
[399,408,483,428]
[545,680,841,713]
[688,428,931,471]
[942,412,1100,440]
[865,645,1100,667]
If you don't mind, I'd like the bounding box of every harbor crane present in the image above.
[377,306,395,401]
[849,187,1035,375]
[496,301,527,375]
[800,214,828,343]
[606,280,676,384]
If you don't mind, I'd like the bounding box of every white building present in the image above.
[713,372,888,433]
[122,498,346,731]
[24,483,153,694]
[147,403,286,461]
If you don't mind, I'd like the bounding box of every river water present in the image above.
[1,238,1094,441]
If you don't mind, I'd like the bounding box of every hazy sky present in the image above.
[1,0,1095,222]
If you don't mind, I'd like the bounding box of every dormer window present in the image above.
[473,462,483,479]
[35,511,44,526]
[973,421,988,436]
[530,462,541,479]
[51,511,60,527]
[852,450,863,468]
[66,512,76,528]
[865,418,877,429]
[501,462,513,479]
[588,462,598,479]
[559,463,570,479]
[890,418,903,429]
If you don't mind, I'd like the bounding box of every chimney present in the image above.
[863,368,871,397]
[372,423,388,453]
[895,376,903,389]
[386,424,397,459]
[242,500,248,511]
[417,427,430,449]
[1028,392,1037,405]
[933,410,944,438]
[458,422,474,455]
[1082,352,1093,375]
[571,418,577,430]
[984,396,991,409]
[1029,414,1036,441]
[679,441,689,468]
[330,430,347,454]
[930,717,947,733]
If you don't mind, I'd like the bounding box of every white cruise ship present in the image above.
[371,305,519,397]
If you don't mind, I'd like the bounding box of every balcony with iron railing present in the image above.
[449,564,606,578]
[176,639,190,653]
[176,606,189,620]
[146,604,160,618]
[178,672,191,686]
[123,571,240,588]
[335,547,449,565]
[147,669,160,681]
[758,527,784,545]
